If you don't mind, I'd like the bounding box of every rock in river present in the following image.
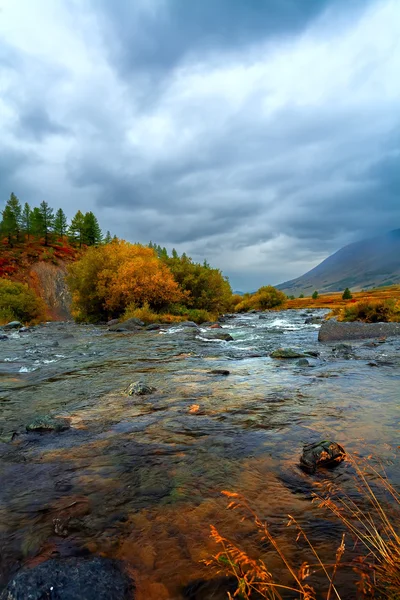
[3,321,21,330]
[127,381,156,396]
[0,556,134,600]
[203,332,234,341]
[109,317,144,331]
[270,348,306,359]
[26,416,70,433]
[296,358,310,367]
[210,369,230,376]
[300,440,346,473]
[319,319,400,341]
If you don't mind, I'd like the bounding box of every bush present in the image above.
[235,285,286,312]
[342,287,352,300]
[122,302,214,325]
[0,278,45,324]
[312,290,319,299]
[342,300,400,323]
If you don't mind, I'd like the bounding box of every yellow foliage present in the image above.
[67,241,184,322]
[236,286,286,312]
[0,278,46,324]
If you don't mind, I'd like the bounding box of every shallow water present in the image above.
[0,311,399,598]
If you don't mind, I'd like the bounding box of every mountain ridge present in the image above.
[277,229,400,295]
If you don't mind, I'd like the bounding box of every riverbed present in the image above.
[0,311,399,598]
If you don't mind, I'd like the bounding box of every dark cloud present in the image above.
[0,0,399,290]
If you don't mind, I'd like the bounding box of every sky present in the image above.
[0,0,399,291]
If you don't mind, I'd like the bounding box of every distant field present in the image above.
[285,285,400,311]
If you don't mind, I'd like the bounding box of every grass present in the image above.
[207,455,400,599]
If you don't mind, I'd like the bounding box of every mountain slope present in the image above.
[277,229,400,295]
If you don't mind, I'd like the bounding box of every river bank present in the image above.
[1,311,399,598]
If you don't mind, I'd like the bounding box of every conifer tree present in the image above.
[38,201,54,246]
[83,211,102,246]
[31,207,44,237]
[0,204,18,246]
[7,193,22,242]
[21,202,32,239]
[54,208,68,237]
[104,230,112,244]
[69,210,85,247]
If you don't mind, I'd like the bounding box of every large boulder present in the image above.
[300,440,346,473]
[270,348,305,359]
[319,319,400,342]
[0,556,134,600]
[109,317,144,332]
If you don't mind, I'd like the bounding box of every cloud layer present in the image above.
[1,0,399,290]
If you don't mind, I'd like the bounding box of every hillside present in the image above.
[0,237,80,320]
[277,229,400,296]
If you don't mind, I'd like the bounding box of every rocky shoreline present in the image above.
[319,318,400,341]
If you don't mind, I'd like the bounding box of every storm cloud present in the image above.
[1,0,399,290]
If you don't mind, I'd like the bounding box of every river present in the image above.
[0,310,399,598]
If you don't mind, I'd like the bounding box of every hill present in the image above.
[277,229,400,296]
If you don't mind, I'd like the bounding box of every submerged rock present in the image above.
[107,318,120,326]
[0,556,134,600]
[26,416,70,433]
[270,348,305,359]
[3,321,21,330]
[146,323,161,331]
[179,321,199,328]
[304,316,323,324]
[202,332,234,341]
[300,440,346,474]
[210,369,230,376]
[127,381,156,396]
[0,334,8,340]
[296,358,310,367]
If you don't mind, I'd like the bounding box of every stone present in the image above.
[127,381,156,396]
[3,321,21,330]
[209,323,222,329]
[107,319,120,326]
[0,556,134,600]
[146,323,161,331]
[270,348,305,359]
[319,319,400,342]
[304,316,323,324]
[179,321,199,328]
[0,334,8,340]
[203,332,234,341]
[296,358,310,367]
[258,314,268,319]
[18,327,31,333]
[300,440,346,474]
[26,416,70,433]
[109,317,144,331]
[210,369,230,376]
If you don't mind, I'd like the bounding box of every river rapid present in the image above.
[0,310,399,599]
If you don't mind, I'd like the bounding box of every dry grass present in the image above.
[285,285,400,316]
[207,455,400,599]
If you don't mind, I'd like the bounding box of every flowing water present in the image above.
[0,311,399,598]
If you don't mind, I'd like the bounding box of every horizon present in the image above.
[1,0,399,290]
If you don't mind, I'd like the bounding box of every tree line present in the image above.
[0,192,113,248]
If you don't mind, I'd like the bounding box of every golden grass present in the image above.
[207,455,400,599]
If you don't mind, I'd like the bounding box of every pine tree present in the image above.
[54,208,68,237]
[104,230,112,244]
[0,205,18,246]
[69,210,85,247]
[7,193,22,242]
[31,207,44,238]
[83,211,102,246]
[342,287,352,300]
[38,201,54,246]
[312,290,319,300]
[21,202,32,239]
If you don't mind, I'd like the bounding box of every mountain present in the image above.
[277,229,400,296]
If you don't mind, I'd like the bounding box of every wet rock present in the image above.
[3,321,21,330]
[258,314,268,319]
[319,319,400,342]
[270,348,306,359]
[296,358,310,367]
[210,369,230,376]
[218,314,236,322]
[202,332,234,341]
[18,327,31,333]
[179,321,199,328]
[107,318,119,326]
[0,334,8,340]
[0,556,135,600]
[305,350,320,357]
[146,323,161,331]
[300,440,346,474]
[26,416,70,433]
[127,381,156,396]
[367,361,378,367]
[209,323,222,329]
[305,316,323,324]
[110,318,144,332]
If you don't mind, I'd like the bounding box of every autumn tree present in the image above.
[54,208,68,237]
[67,240,184,322]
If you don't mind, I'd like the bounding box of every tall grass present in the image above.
[207,455,400,599]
